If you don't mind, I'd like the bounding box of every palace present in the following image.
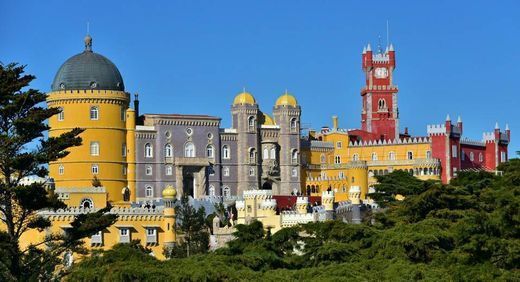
[16,34,510,258]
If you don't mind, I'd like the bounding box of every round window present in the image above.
[207,132,213,139]
[90,81,97,89]
[59,83,65,89]
[165,131,171,138]
[186,128,193,136]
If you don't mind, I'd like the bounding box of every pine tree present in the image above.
[0,63,117,280]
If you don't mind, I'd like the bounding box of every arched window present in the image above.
[206,145,214,158]
[90,106,99,120]
[223,166,230,176]
[320,154,326,164]
[209,185,215,196]
[223,186,231,197]
[249,167,255,176]
[145,165,152,176]
[426,150,432,159]
[121,106,126,121]
[58,165,64,175]
[222,145,230,159]
[165,144,173,157]
[352,154,360,161]
[248,116,256,131]
[270,148,276,159]
[351,176,355,183]
[371,152,378,161]
[388,151,396,160]
[122,143,127,157]
[249,148,256,163]
[263,148,269,160]
[378,99,386,110]
[184,142,195,158]
[57,107,64,121]
[469,152,474,161]
[292,168,298,177]
[91,164,99,174]
[145,186,153,198]
[291,150,298,164]
[479,153,483,162]
[290,118,297,131]
[123,188,130,201]
[80,198,94,209]
[407,151,413,160]
[165,165,173,176]
[145,143,153,158]
[334,155,341,164]
[90,141,99,156]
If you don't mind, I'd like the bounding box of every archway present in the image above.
[262,181,272,190]
[183,173,194,197]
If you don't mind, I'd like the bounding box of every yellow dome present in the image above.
[262,113,275,125]
[233,91,256,106]
[162,185,177,198]
[275,91,298,107]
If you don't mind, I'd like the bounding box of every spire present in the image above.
[362,46,366,54]
[506,123,510,130]
[495,122,499,129]
[389,43,394,51]
[366,43,371,52]
[446,114,451,121]
[84,22,92,52]
[457,115,462,123]
[385,46,389,53]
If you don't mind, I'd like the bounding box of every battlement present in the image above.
[260,199,277,210]
[460,138,485,147]
[371,52,390,63]
[349,137,430,147]
[243,189,273,199]
[321,191,334,198]
[427,124,446,135]
[235,200,245,210]
[38,206,164,216]
[54,187,106,193]
[281,211,315,227]
[296,196,309,204]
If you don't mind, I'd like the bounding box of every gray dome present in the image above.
[51,36,124,91]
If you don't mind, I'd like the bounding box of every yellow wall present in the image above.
[47,90,130,203]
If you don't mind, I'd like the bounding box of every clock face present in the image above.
[374,67,388,78]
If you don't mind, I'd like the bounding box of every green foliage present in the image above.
[0,63,116,280]
[69,161,520,281]
[165,194,209,258]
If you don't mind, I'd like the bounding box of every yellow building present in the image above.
[301,116,441,202]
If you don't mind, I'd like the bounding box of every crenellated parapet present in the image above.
[235,200,245,211]
[260,198,277,210]
[243,189,273,200]
[349,137,430,147]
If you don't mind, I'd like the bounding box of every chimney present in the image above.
[332,115,339,130]
[134,93,140,124]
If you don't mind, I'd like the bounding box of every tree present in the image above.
[0,63,117,280]
[369,170,436,207]
[165,194,209,258]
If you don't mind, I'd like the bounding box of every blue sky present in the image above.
[1,0,519,153]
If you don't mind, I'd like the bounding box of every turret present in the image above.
[332,115,339,131]
[349,186,362,224]
[321,191,334,211]
[162,185,177,248]
[457,116,463,135]
[506,123,511,141]
[296,197,309,214]
[125,108,136,202]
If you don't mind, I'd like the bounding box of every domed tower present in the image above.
[231,90,261,194]
[162,185,177,248]
[273,90,301,195]
[47,35,131,204]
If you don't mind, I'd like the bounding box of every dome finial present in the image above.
[84,22,92,52]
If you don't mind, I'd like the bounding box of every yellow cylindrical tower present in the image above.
[47,35,130,204]
[126,108,136,202]
[162,185,177,248]
[296,197,309,214]
[348,167,369,200]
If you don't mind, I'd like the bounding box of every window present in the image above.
[334,155,341,164]
[145,143,153,158]
[91,164,99,174]
[249,167,255,176]
[165,131,171,138]
[469,152,474,161]
[290,118,297,131]
[207,132,213,139]
[165,165,173,176]
[123,165,127,175]
[461,150,465,161]
[426,150,432,159]
[90,106,99,120]
[371,152,378,161]
[223,186,230,197]
[248,116,256,131]
[336,141,342,148]
[292,168,298,177]
[291,150,298,164]
[479,153,483,162]
[80,198,94,209]
[57,107,64,121]
[206,145,214,158]
[222,145,230,159]
[120,228,128,236]
[121,106,126,121]
[320,154,326,164]
[351,176,355,183]
[223,166,229,176]
[378,99,387,110]
[407,151,414,160]
[90,142,100,156]
[145,186,153,197]
[145,165,152,176]
[209,185,215,196]
[249,148,257,163]
[122,143,127,157]
[165,144,173,157]
[452,145,458,158]
[270,148,276,159]
[352,154,360,161]
[263,148,269,160]
[119,228,130,243]
[339,171,345,179]
[388,151,396,160]
[501,151,507,163]
[184,142,195,158]
[146,228,156,236]
[59,165,64,175]
[186,128,193,136]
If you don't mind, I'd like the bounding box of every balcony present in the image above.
[367,158,440,167]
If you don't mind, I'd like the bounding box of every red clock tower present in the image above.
[360,43,399,140]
